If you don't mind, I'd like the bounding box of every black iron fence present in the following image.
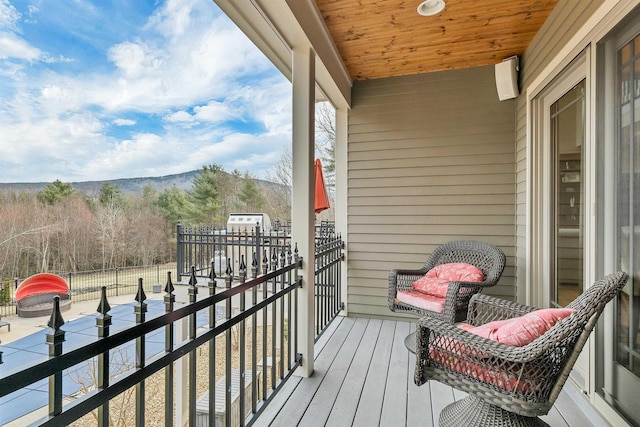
[176,223,289,282]
[64,264,173,302]
[1,256,301,426]
[314,233,344,338]
[176,221,337,282]
[176,221,344,337]
[0,228,344,426]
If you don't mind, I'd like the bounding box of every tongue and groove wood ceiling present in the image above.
[313,0,559,81]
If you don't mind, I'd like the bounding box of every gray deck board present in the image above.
[253,317,610,427]
[325,318,382,427]
[352,319,396,426]
[380,321,410,427]
[252,318,346,427]
[299,318,369,426]
[269,317,356,427]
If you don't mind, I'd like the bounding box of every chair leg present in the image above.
[404,331,417,353]
[440,395,548,427]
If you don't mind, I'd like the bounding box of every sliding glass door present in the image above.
[551,80,585,308]
[598,14,640,423]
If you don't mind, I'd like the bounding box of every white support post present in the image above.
[335,106,348,314]
[291,46,315,377]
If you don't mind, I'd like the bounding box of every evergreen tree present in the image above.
[238,172,267,213]
[187,165,224,223]
[98,182,127,208]
[37,180,75,204]
[141,184,157,206]
[155,185,192,224]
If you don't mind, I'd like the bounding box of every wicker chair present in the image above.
[414,271,629,427]
[388,240,506,324]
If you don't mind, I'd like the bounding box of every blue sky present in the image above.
[0,0,292,183]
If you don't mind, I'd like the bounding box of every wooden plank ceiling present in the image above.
[314,0,558,81]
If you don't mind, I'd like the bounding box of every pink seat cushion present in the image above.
[429,339,540,393]
[460,307,575,346]
[396,290,445,313]
[412,262,484,298]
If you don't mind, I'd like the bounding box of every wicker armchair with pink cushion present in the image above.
[414,271,628,427]
[388,240,506,324]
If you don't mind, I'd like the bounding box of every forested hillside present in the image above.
[0,165,291,280]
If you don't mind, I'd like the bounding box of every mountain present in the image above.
[0,170,286,195]
[0,170,200,195]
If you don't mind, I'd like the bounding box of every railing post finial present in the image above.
[164,271,175,296]
[239,254,247,282]
[251,251,258,278]
[225,258,233,288]
[96,286,112,335]
[135,278,148,322]
[271,248,278,271]
[47,296,66,351]
[135,277,147,305]
[262,249,269,275]
[188,265,198,302]
[208,260,216,283]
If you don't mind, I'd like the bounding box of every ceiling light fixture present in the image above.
[417,0,445,16]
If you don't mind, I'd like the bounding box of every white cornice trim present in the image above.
[285,0,352,104]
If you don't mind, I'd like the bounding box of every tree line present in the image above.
[0,166,290,280]
[0,102,336,281]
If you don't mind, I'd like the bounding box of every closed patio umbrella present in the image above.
[314,158,330,213]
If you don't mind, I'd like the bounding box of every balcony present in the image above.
[254,317,609,427]
[0,226,609,426]
[0,228,344,426]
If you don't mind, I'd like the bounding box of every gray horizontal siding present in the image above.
[347,65,516,318]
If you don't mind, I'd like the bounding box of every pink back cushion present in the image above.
[465,308,575,346]
[412,262,484,298]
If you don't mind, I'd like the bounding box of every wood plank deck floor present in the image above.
[253,316,611,427]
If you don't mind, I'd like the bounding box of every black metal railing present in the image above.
[0,253,302,427]
[176,223,289,282]
[176,221,337,282]
[176,222,344,339]
[63,264,173,302]
[314,234,344,339]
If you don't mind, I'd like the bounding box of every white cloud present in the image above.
[193,101,237,124]
[42,53,73,63]
[0,0,19,31]
[0,0,293,183]
[0,111,110,182]
[0,1,40,61]
[164,110,194,124]
[108,41,163,78]
[113,118,136,126]
[0,33,39,60]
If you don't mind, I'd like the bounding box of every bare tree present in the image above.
[67,347,149,426]
[94,202,128,269]
[266,146,293,189]
[315,102,336,195]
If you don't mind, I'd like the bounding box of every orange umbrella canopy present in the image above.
[15,273,69,301]
[314,158,330,214]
